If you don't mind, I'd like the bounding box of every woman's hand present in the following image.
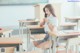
[40,18,45,27]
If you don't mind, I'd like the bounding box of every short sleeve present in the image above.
[49,17,58,27]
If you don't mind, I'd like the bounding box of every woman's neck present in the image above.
[47,14,52,17]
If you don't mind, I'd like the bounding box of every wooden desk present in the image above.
[27,25,44,30]
[0,28,13,37]
[60,23,77,27]
[65,17,80,20]
[48,31,80,53]
[18,20,39,51]
[25,25,44,51]
[18,20,39,27]
[27,25,44,34]
[59,23,77,30]
[0,37,23,53]
[18,20,39,35]
[18,20,39,23]
[65,17,80,29]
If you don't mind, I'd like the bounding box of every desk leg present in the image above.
[19,44,23,53]
[19,22,23,37]
[19,22,21,37]
[76,21,78,30]
[77,20,80,30]
[2,35,5,37]
[0,48,1,53]
[52,38,57,53]
[9,32,12,37]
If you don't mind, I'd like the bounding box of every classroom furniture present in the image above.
[59,23,77,30]
[5,47,15,53]
[18,20,39,36]
[25,25,44,51]
[31,34,46,40]
[18,20,39,51]
[66,38,80,53]
[27,25,44,34]
[36,40,52,53]
[65,17,80,29]
[27,25,44,30]
[48,31,80,53]
[0,28,13,37]
[0,37,23,53]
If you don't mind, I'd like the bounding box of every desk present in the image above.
[27,25,44,30]
[0,28,13,37]
[65,17,80,21]
[25,25,44,51]
[27,25,44,34]
[65,17,80,29]
[18,20,39,36]
[0,37,23,53]
[48,31,80,53]
[18,20,39,51]
[59,23,77,30]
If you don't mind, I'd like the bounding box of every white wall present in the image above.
[49,0,75,24]
[0,0,77,27]
[0,5,35,27]
[61,2,75,23]
[74,3,80,17]
[49,0,67,3]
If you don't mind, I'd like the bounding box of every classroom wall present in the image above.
[0,0,77,27]
[49,0,75,24]
[0,5,35,27]
[74,3,80,17]
[49,0,67,3]
[61,2,75,23]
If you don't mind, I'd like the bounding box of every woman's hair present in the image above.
[43,4,56,17]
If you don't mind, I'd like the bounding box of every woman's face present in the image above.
[45,8,51,16]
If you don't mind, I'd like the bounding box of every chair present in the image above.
[36,40,52,53]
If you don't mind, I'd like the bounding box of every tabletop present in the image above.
[0,28,13,34]
[65,17,80,20]
[48,31,80,37]
[18,20,39,23]
[0,37,22,44]
[26,25,44,29]
[59,23,77,27]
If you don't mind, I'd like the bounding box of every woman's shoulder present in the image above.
[50,16,57,20]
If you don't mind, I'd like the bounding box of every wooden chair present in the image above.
[30,34,46,41]
[36,40,52,53]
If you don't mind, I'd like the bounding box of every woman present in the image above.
[33,4,58,47]
[28,4,58,51]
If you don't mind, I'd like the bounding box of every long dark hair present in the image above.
[43,4,56,17]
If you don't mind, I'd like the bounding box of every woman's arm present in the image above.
[40,18,45,27]
[45,18,55,31]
